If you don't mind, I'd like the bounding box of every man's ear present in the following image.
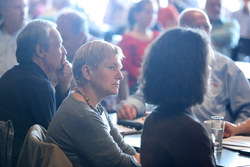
[35,45,45,58]
[81,65,92,81]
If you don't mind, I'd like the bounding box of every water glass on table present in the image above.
[211,116,225,152]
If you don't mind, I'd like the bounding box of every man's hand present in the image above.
[133,153,141,165]
[56,56,73,95]
[223,121,237,138]
[117,104,137,120]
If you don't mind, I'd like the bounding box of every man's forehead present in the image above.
[49,28,63,43]
[186,11,209,24]
[190,16,208,26]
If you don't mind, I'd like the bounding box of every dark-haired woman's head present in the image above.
[141,28,211,112]
[127,0,158,31]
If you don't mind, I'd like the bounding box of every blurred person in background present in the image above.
[0,0,28,76]
[205,0,240,57]
[118,0,160,94]
[117,8,250,127]
[28,0,47,19]
[56,9,92,63]
[157,0,179,30]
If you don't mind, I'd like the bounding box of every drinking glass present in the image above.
[211,116,225,152]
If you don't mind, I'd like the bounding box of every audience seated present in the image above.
[0,0,28,77]
[118,0,160,94]
[117,8,250,125]
[140,28,216,166]
[46,40,140,167]
[205,0,240,57]
[0,19,72,166]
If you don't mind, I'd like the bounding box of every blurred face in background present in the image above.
[205,0,222,21]
[57,18,85,62]
[186,11,212,34]
[134,1,158,29]
[0,0,28,34]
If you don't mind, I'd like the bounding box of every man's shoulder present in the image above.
[214,51,232,61]
[212,52,245,80]
[0,64,50,88]
[213,51,237,66]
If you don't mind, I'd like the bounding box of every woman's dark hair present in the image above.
[127,0,153,31]
[141,28,210,112]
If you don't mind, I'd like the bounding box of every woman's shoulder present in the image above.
[144,109,206,132]
[56,94,98,119]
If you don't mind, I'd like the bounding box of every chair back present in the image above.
[17,124,72,167]
[0,120,14,167]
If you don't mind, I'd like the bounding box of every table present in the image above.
[124,134,250,166]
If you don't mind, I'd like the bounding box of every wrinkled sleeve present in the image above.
[227,61,250,123]
[119,89,147,118]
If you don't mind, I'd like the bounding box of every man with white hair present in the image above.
[0,19,72,166]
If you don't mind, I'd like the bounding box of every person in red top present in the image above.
[157,3,179,30]
[118,0,160,94]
